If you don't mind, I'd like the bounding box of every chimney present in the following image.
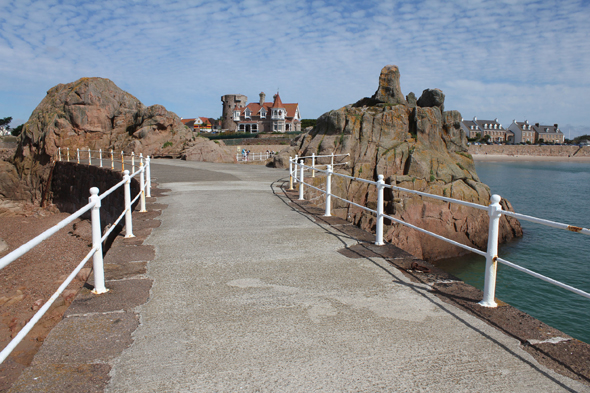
[259,92,265,106]
[554,123,558,129]
[535,123,540,127]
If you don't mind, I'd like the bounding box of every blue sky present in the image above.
[1,0,589,137]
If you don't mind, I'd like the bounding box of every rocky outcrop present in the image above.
[182,139,236,163]
[3,77,231,202]
[277,65,522,261]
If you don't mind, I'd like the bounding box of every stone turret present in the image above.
[221,94,247,132]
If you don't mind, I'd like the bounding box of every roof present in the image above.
[533,123,561,135]
[239,100,299,119]
[271,93,284,108]
[461,118,504,131]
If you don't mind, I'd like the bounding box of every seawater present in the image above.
[435,160,590,344]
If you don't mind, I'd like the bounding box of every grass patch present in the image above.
[163,141,173,148]
[456,151,472,159]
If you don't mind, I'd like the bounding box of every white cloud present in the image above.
[0,0,589,131]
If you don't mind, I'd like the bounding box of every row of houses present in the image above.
[180,117,221,133]
[461,117,565,144]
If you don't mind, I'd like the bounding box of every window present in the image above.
[260,110,266,119]
[245,109,251,119]
[252,124,258,133]
[239,124,245,131]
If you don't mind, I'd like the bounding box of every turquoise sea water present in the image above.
[435,160,590,344]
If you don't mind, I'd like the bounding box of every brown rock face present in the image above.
[4,77,230,202]
[182,139,236,163]
[284,65,522,261]
[371,65,408,106]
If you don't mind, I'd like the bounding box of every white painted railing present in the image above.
[0,157,151,364]
[288,153,349,189]
[236,151,273,162]
[57,148,151,197]
[290,157,590,308]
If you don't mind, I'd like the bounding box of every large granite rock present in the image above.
[276,65,522,261]
[182,139,236,163]
[3,77,230,202]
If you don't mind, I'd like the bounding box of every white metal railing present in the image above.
[236,151,273,162]
[0,157,151,364]
[56,148,151,197]
[288,153,349,189]
[289,157,590,308]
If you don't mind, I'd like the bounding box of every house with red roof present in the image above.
[221,92,301,133]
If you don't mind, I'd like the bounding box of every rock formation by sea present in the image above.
[274,65,522,261]
[0,77,233,203]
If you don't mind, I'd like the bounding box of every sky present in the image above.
[1,0,590,138]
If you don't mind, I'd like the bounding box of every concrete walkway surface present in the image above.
[97,159,587,392]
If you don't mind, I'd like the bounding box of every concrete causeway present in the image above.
[9,159,588,392]
[101,159,586,392]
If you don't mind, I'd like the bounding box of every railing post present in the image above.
[146,156,152,197]
[139,161,147,212]
[324,164,332,217]
[479,194,503,307]
[312,153,316,178]
[58,147,62,161]
[331,152,334,166]
[110,149,114,170]
[123,170,135,238]
[121,151,125,172]
[77,148,80,164]
[89,187,108,294]
[88,148,92,165]
[132,152,135,173]
[99,149,103,167]
[298,160,305,200]
[67,147,70,162]
[375,174,385,245]
[293,154,299,184]
[289,157,294,190]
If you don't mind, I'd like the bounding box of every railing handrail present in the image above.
[297,153,350,160]
[289,156,590,308]
[0,156,151,364]
[57,147,145,172]
[236,151,273,162]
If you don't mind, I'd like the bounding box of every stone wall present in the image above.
[468,144,590,157]
[50,162,140,230]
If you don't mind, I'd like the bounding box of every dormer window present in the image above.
[260,109,266,119]
[233,111,240,121]
[245,109,251,119]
